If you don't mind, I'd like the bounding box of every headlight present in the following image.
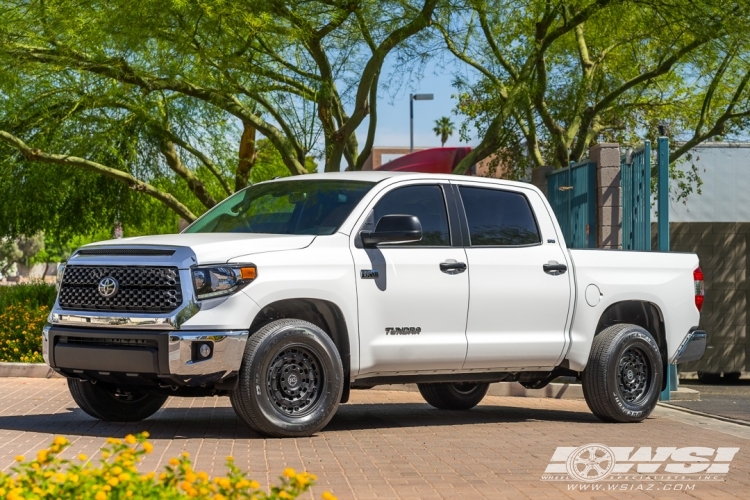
[56,263,66,291]
[191,264,257,300]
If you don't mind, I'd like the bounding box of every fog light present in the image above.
[199,343,211,358]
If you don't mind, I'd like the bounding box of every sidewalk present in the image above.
[0,378,748,499]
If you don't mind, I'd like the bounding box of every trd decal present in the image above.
[360,269,379,279]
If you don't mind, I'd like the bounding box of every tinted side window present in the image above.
[458,186,540,246]
[372,185,450,246]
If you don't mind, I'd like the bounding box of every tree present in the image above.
[0,0,439,238]
[0,234,44,277]
[433,116,455,146]
[435,0,750,175]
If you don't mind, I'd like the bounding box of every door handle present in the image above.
[543,261,567,275]
[440,261,467,274]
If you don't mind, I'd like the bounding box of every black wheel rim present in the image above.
[617,347,651,404]
[109,388,150,404]
[266,344,323,417]
[452,383,480,395]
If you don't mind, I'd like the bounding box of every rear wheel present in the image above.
[697,371,722,384]
[418,382,489,410]
[230,319,343,438]
[582,324,662,423]
[68,379,167,422]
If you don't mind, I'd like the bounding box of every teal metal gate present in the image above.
[546,160,597,248]
[621,141,652,251]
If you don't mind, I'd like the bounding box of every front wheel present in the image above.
[418,382,489,410]
[230,319,343,438]
[68,379,167,422]
[582,323,663,423]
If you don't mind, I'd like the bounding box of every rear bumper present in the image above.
[43,325,247,386]
[672,329,707,364]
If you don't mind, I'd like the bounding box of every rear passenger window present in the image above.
[458,186,540,246]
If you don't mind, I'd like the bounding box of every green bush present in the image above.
[3,433,336,500]
[0,283,55,363]
[0,282,57,310]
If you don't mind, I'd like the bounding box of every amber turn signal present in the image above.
[240,267,257,280]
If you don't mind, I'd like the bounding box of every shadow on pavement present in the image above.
[0,402,599,439]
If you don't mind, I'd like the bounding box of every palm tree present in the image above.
[433,116,455,147]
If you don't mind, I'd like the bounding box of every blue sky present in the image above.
[354,58,480,150]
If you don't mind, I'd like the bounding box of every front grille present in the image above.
[58,336,159,349]
[59,266,183,312]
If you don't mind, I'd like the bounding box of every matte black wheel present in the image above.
[582,324,663,423]
[418,382,489,410]
[723,372,742,382]
[68,379,167,422]
[230,319,343,438]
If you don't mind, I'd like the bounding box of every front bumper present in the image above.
[43,325,247,386]
[671,329,707,364]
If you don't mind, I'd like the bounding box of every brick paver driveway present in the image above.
[1,378,749,499]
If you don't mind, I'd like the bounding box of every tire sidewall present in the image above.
[246,324,342,435]
[606,328,662,421]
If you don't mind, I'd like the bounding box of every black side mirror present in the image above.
[360,215,422,247]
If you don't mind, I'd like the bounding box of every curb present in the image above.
[373,381,585,399]
[0,362,61,379]
[658,402,750,428]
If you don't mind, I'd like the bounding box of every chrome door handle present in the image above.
[543,261,567,275]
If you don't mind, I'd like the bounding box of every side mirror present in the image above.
[360,215,422,247]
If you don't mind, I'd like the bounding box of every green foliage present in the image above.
[2,434,335,500]
[0,300,47,363]
[433,117,455,147]
[0,283,57,311]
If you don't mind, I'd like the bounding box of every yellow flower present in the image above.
[181,451,190,458]
[282,467,296,478]
[218,477,231,489]
[159,473,168,481]
[108,477,119,487]
[124,434,137,445]
[126,492,133,498]
[295,473,309,486]
[146,472,155,480]
[106,438,122,445]
[197,471,209,482]
[78,454,88,461]
[279,492,292,500]
[322,492,338,500]
[141,431,150,438]
[249,480,260,489]
[95,492,107,500]
[102,452,110,459]
[169,458,180,467]
[235,479,250,489]
[69,474,79,484]
[142,442,154,454]
[14,455,24,462]
[53,436,68,446]
[112,466,123,475]
[213,495,226,500]
[36,449,48,463]
[119,473,131,482]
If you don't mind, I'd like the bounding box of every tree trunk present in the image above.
[236,121,257,191]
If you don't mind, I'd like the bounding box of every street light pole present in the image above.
[409,93,434,153]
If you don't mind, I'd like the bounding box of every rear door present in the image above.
[454,182,573,369]
[350,182,470,375]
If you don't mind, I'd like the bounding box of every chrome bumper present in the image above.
[671,329,707,364]
[44,325,248,381]
[168,330,248,376]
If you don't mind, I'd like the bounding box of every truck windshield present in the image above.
[184,179,375,235]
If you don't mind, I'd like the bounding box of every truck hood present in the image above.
[83,233,316,264]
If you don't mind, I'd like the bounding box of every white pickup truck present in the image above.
[45,172,707,437]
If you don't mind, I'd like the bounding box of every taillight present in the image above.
[694,267,705,312]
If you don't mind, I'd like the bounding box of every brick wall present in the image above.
[653,222,749,374]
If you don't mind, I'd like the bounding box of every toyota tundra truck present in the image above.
[44,172,707,437]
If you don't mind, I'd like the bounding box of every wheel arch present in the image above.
[249,298,352,403]
[595,300,668,391]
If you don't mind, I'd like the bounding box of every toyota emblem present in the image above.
[97,277,119,298]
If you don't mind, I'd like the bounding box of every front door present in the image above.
[455,183,573,369]
[351,183,469,376]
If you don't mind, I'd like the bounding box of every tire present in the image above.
[230,319,343,438]
[68,379,167,422]
[723,372,742,382]
[582,324,663,423]
[697,371,722,384]
[417,382,490,410]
